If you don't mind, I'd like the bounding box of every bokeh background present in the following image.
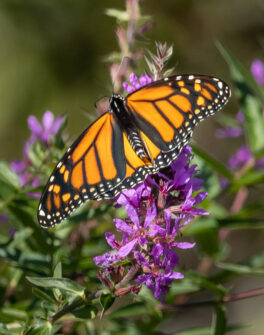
[0,0,264,334]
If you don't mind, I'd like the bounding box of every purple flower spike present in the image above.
[251,59,264,86]
[11,110,63,195]
[228,145,253,170]
[94,112,206,302]
[28,110,63,144]
[215,126,243,139]
[236,111,245,123]
[123,73,153,93]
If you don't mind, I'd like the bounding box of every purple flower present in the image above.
[228,145,253,170]
[123,73,153,93]
[251,59,264,86]
[11,110,63,195]
[215,126,243,139]
[94,139,206,301]
[255,157,264,170]
[28,110,63,145]
[236,111,245,123]
[136,271,184,303]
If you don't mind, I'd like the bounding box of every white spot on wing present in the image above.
[218,81,223,89]
[39,210,45,216]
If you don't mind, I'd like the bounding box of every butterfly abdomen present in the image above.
[111,94,150,160]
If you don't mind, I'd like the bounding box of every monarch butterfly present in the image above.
[38,74,231,228]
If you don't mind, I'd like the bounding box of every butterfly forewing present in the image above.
[38,74,231,228]
[38,113,155,228]
[126,74,230,150]
[126,74,230,169]
[38,113,124,227]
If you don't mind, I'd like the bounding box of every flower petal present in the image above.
[28,115,42,137]
[173,242,196,249]
[114,218,135,234]
[118,238,138,257]
[42,110,54,131]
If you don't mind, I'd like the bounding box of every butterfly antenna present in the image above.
[112,56,131,93]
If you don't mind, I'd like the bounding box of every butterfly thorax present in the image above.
[110,94,151,161]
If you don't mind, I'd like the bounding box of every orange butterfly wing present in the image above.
[126,74,230,167]
[38,112,152,227]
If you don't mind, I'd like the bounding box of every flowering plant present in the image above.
[0,2,264,335]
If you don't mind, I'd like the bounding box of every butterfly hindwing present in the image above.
[38,113,155,228]
[126,74,230,155]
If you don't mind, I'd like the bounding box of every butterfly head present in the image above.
[110,94,125,114]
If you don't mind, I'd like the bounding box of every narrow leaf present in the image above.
[71,305,98,320]
[212,303,227,335]
[100,293,115,315]
[217,42,264,153]
[217,262,264,276]
[26,277,85,297]
[32,288,57,305]
[192,145,233,180]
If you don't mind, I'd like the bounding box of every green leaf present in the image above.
[249,252,264,268]
[71,305,98,320]
[216,262,264,276]
[23,321,58,335]
[217,42,264,153]
[26,277,85,297]
[195,229,222,258]
[211,303,227,335]
[170,278,200,295]
[175,326,248,335]
[53,262,62,301]
[27,141,45,168]
[187,273,226,298]
[184,218,218,235]
[0,307,27,322]
[0,324,24,335]
[217,216,264,230]
[32,288,57,305]
[232,169,264,189]
[69,202,112,223]
[243,95,264,154]
[110,302,148,319]
[191,145,233,180]
[100,293,115,314]
[0,161,20,188]
[9,228,33,248]
[8,205,50,253]
[217,41,264,101]
[172,327,211,335]
[105,9,129,21]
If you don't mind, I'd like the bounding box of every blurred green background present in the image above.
[0,0,264,333]
[1,0,263,162]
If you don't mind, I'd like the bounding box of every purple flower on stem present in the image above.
[228,145,253,170]
[236,111,245,123]
[11,110,63,195]
[215,126,243,139]
[251,59,264,86]
[28,110,63,145]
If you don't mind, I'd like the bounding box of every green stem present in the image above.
[49,290,102,323]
